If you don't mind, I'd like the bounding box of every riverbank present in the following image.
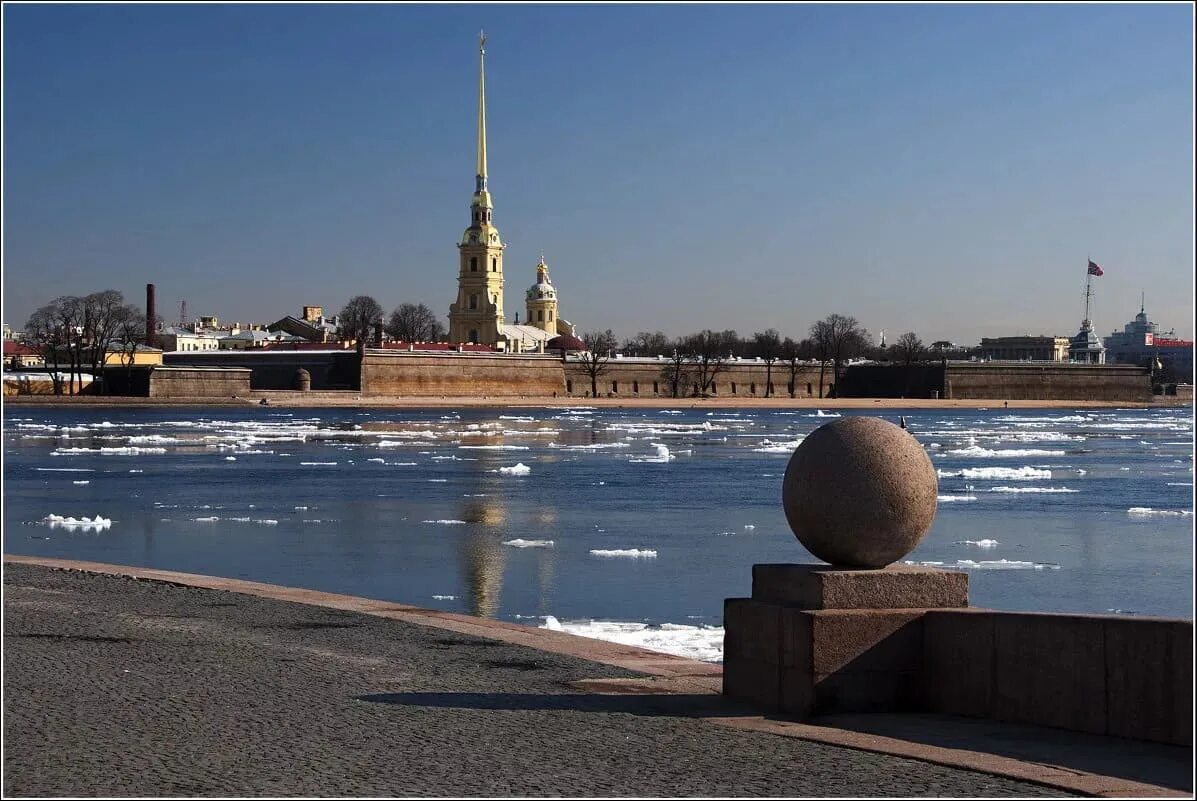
[2,393,1184,409]
[4,557,1189,798]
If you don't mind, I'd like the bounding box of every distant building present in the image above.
[1104,304,1193,380]
[102,344,164,366]
[156,325,221,353]
[4,341,45,369]
[268,310,341,343]
[978,336,1071,362]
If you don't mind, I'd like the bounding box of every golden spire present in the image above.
[476,30,488,192]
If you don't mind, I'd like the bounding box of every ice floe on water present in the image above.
[954,539,1000,548]
[423,519,467,525]
[502,539,554,548]
[72,480,90,485]
[590,548,657,558]
[432,595,457,600]
[938,466,1052,480]
[945,446,1066,458]
[811,410,841,417]
[52,446,166,456]
[989,486,1078,494]
[1127,508,1193,518]
[906,559,1059,571]
[299,461,338,466]
[42,514,111,531]
[498,463,532,475]
[540,616,723,663]
[193,516,220,522]
[35,468,94,472]
[752,438,803,453]
[629,444,675,463]
[937,494,978,502]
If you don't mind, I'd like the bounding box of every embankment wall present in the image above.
[360,351,565,397]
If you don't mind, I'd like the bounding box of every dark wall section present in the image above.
[163,351,360,390]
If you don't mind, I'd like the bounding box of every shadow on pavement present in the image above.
[356,692,746,718]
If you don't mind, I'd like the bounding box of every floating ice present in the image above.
[938,466,1051,480]
[539,617,722,663]
[937,494,978,502]
[432,595,457,600]
[589,548,658,558]
[193,516,220,522]
[954,539,1000,548]
[72,480,90,485]
[224,456,237,461]
[42,514,112,531]
[812,410,841,417]
[502,539,554,548]
[752,438,803,453]
[52,446,166,456]
[459,445,530,451]
[1127,508,1193,518]
[630,444,674,463]
[498,463,532,475]
[990,486,1078,494]
[946,446,1066,458]
[299,462,338,466]
[423,519,467,524]
[35,468,94,473]
[905,558,1058,571]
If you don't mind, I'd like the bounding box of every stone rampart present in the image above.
[163,350,360,390]
[944,362,1151,401]
[360,350,565,397]
[146,367,252,398]
[564,359,827,398]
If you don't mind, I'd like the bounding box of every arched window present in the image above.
[731,382,737,394]
[633,381,639,394]
[548,311,553,322]
[491,257,497,272]
[469,329,478,343]
[537,310,544,322]
[612,380,618,393]
[470,257,478,272]
[469,294,478,310]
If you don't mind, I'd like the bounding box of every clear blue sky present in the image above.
[3,3,1193,344]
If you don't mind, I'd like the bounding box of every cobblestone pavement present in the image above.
[2,564,1069,797]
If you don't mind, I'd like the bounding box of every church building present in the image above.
[447,34,577,352]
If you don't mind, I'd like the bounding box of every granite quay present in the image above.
[3,560,1192,798]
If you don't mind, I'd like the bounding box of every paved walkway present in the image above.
[1,561,1186,797]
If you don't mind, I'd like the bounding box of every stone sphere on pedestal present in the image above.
[782,416,937,569]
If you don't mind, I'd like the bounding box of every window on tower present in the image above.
[469,295,478,310]
[491,257,497,272]
[537,310,544,322]
[470,257,478,272]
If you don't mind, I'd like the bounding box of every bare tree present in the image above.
[892,332,925,367]
[680,329,738,396]
[24,303,70,395]
[338,296,384,348]
[577,329,617,397]
[114,309,148,393]
[658,345,690,398]
[620,331,670,357]
[751,329,782,398]
[387,303,445,342]
[810,314,870,398]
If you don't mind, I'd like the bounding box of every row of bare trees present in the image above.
[337,296,445,348]
[575,315,915,398]
[24,291,148,395]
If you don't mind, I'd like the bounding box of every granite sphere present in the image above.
[782,416,937,568]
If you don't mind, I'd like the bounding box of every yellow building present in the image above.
[525,255,558,333]
[102,345,164,366]
[448,33,506,345]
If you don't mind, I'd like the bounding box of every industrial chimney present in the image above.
[145,283,156,346]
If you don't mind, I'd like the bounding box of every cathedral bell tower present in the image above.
[525,254,559,334]
[448,31,506,346]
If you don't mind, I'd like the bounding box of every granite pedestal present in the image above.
[723,563,968,718]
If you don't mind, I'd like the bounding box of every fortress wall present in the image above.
[163,351,360,390]
[565,360,828,398]
[944,363,1152,402]
[360,351,566,397]
[147,367,252,398]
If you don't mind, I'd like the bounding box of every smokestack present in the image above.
[145,283,156,346]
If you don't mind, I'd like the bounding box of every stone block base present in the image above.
[752,563,968,609]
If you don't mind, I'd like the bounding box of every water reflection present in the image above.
[460,531,506,617]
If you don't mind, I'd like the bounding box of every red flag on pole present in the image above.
[1087,260,1104,276]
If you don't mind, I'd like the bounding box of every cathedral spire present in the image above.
[476,30,488,194]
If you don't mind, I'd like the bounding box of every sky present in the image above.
[2,3,1193,345]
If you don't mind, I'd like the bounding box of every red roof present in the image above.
[3,341,41,357]
[1154,338,1193,349]
[378,342,499,353]
[259,342,353,351]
